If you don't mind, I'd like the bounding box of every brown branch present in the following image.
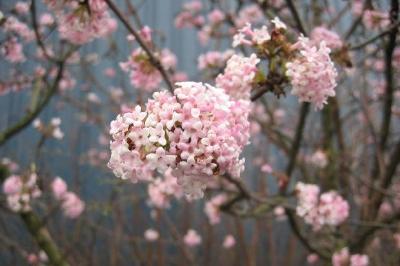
[104,0,175,93]
[0,62,65,146]
[284,0,307,35]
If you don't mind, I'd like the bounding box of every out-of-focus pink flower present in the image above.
[3,175,23,195]
[352,0,363,16]
[309,150,328,168]
[363,10,390,29]
[332,248,350,266]
[310,26,343,50]
[234,4,264,28]
[61,192,85,218]
[198,50,234,70]
[208,9,225,25]
[3,16,35,42]
[104,68,116,78]
[144,229,159,242]
[350,254,369,266]
[51,177,68,200]
[39,13,55,26]
[1,38,26,63]
[307,254,319,265]
[184,229,202,247]
[222,235,236,249]
[261,163,273,173]
[394,233,400,249]
[204,194,227,224]
[15,2,30,14]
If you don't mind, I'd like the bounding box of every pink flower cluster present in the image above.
[234,4,264,28]
[147,168,183,209]
[108,82,250,199]
[46,0,117,44]
[310,26,343,50]
[295,182,349,230]
[286,36,338,110]
[120,48,177,92]
[204,194,227,224]
[51,177,85,219]
[197,50,234,70]
[216,54,260,99]
[1,37,26,63]
[2,174,41,212]
[3,16,35,42]
[332,248,369,266]
[362,10,390,30]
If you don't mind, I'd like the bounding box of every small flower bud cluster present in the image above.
[332,248,369,266]
[295,182,349,230]
[51,177,85,219]
[33,117,64,140]
[2,173,41,212]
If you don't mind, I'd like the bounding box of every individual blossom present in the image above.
[2,174,41,212]
[271,17,287,30]
[39,13,55,26]
[108,82,250,199]
[286,36,338,110]
[309,150,328,168]
[307,254,319,265]
[273,206,286,221]
[144,228,159,242]
[222,235,236,249]
[184,229,202,247]
[216,54,260,99]
[51,177,68,200]
[310,26,343,50]
[204,194,227,224]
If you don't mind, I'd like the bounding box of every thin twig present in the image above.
[104,0,174,93]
